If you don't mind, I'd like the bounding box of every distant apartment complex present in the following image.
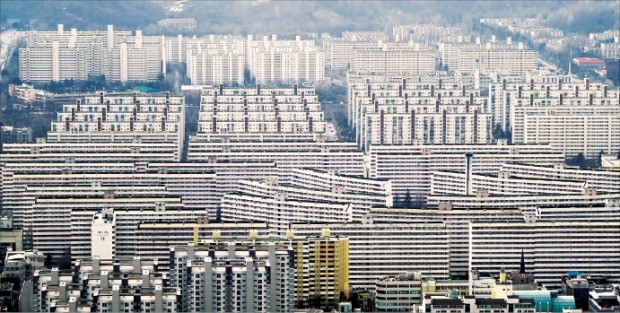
[2,92,185,162]
[185,35,245,86]
[220,168,392,232]
[20,25,162,83]
[505,78,619,158]
[247,35,325,84]
[368,142,564,202]
[350,43,436,77]
[439,38,538,75]
[188,85,365,176]
[19,25,325,85]
[348,75,491,151]
[157,18,197,29]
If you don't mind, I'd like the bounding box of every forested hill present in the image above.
[1,0,618,36]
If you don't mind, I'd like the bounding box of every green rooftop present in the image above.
[133,86,159,93]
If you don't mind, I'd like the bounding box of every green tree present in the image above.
[569,153,588,169]
[403,190,413,208]
[492,124,506,140]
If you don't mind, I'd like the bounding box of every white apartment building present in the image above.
[49,92,184,144]
[368,142,564,203]
[599,41,620,59]
[349,76,491,151]
[170,241,295,312]
[135,222,270,269]
[220,168,391,225]
[195,85,325,138]
[349,43,436,77]
[426,193,620,211]
[158,18,197,29]
[188,86,364,176]
[366,202,620,288]
[291,221,450,290]
[367,207,525,279]
[487,74,581,131]
[500,162,620,192]
[469,220,620,289]
[246,35,324,84]
[325,32,389,69]
[0,167,202,231]
[187,140,365,176]
[0,161,279,230]
[506,79,620,158]
[429,163,620,196]
[20,258,177,313]
[329,39,380,70]
[1,249,45,284]
[392,24,464,43]
[439,39,538,75]
[221,192,353,235]
[1,92,185,162]
[162,34,188,65]
[0,140,181,163]
[20,25,162,83]
[287,168,392,206]
[185,35,245,86]
[30,196,206,261]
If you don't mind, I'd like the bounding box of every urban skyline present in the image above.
[0,1,619,312]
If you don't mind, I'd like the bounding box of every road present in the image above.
[538,57,561,73]
[0,29,24,72]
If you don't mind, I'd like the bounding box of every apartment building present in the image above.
[185,35,245,86]
[170,240,296,312]
[220,168,391,223]
[1,92,185,164]
[500,163,620,192]
[349,43,436,77]
[439,38,538,75]
[188,86,365,176]
[419,295,537,313]
[20,25,162,83]
[375,272,423,312]
[29,195,208,261]
[426,192,620,211]
[135,223,270,269]
[188,140,364,176]
[291,221,450,290]
[505,78,620,157]
[430,171,593,196]
[364,203,620,289]
[469,220,620,289]
[19,258,178,313]
[368,207,525,279]
[368,142,564,202]
[169,232,348,311]
[162,34,188,65]
[1,249,45,285]
[0,161,280,234]
[0,140,182,163]
[157,18,197,29]
[430,162,620,196]
[392,24,464,43]
[195,85,325,139]
[348,76,491,150]
[221,192,353,235]
[246,35,324,84]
